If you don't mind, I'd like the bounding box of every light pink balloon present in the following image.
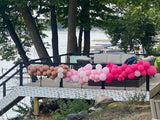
[78,78,85,85]
[64,77,70,82]
[102,67,109,74]
[99,73,106,81]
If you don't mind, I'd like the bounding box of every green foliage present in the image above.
[100,1,160,53]
[123,92,147,105]
[51,98,94,120]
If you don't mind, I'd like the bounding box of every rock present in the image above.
[67,111,88,120]
[88,107,96,113]
[67,113,83,120]
[95,95,114,106]
[78,111,88,117]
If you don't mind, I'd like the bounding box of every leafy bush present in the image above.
[51,98,94,120]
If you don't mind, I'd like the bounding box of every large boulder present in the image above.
[67,111,88,120]
[95,95,114,106]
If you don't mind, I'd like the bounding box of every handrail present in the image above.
[0,63,19,80]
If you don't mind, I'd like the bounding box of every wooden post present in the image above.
[34,97,39,116]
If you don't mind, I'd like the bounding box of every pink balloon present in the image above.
[125,67,132,74]
[64,77,70,82]
[121,71,127,78]
[85,64,93,70]
[114,74,119,79]
[147,66,157,76]
[128,73,135,79]
[102,67,109,74]
[117,67,122,74]
[95,74,100,81]
[121,64,128,70]
[99,73,107,81]
[78,78,85,85]
[137,60,143,65]
[141,70,147,76]
[106,78,112,83]
[106,73,113,81]
[138,65,144,71]
[86,70,91,76]
[66,71,71,77]
[143,61,150,70]
[111,68,117,75]
[130,64,138,71]
[89,74,95,80]
[134,70,141,77]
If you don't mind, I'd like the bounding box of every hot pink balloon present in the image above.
[106,79,112,83]
[147,66,157,76]
[111,68,117,75]
[125,67,132,74]
[121,71,127,78]
[114,74,119,79]
[106,73,113,81]
[141,70,147,76]
[138,65,144,71]
[143,61,150,70]
[128,73,135,79]
[117,67,122,74]
[130,64,138,71]
[121,64,128,70]
[137,60,143,65]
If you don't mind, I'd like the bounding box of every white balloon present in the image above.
[79,71,86,77]
[96,64,102,70]
[58,67,64,73]
[102,67,109,74]
[71,75,79,81]
[83,76,89,82]
[134,70,140,77]
[58,72,64,78]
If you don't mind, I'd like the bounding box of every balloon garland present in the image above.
[28,60,157,85]
[28,64,70,80]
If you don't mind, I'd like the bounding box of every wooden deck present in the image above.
[25,74,160,92]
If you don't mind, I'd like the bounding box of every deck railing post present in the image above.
[3,83,6,97]
[19,62,23,86]
[101,81,105,89]
[60,78,63,87]
[146,75,150,91]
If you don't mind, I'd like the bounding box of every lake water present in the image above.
[0,30,107,119]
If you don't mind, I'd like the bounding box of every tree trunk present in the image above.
[19,6,52,63]
[4,18,29,63]
[67,0,77,55]
[50,5,60,64]
[77,27,83,53]
[83,30,90,54]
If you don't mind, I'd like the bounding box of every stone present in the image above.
[67,113,83,120]
[95,95,114,106]
[67,111,88,120]
[88,107,96,113]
